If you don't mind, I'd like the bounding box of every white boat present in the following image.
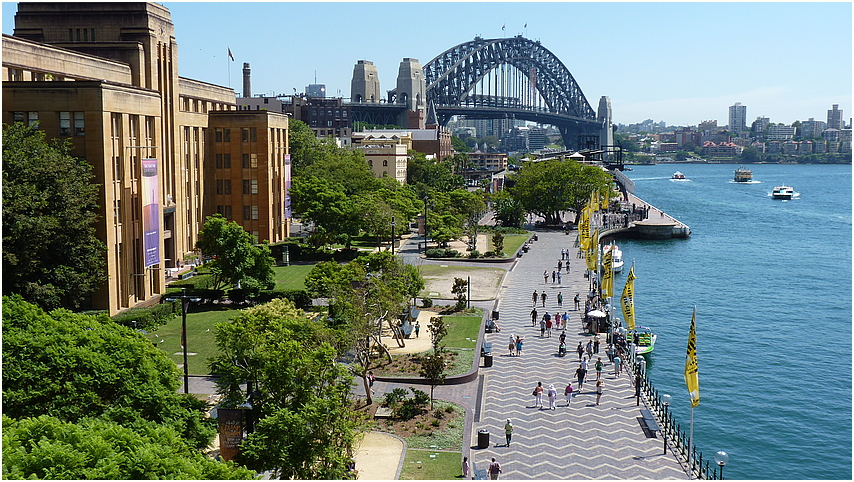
[602,244,624,273]
[771,185,794,200]
[734,167,753,182]
[671,171,688,180]
[634,326,657,355]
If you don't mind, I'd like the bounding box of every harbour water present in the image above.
[618,163,852,479]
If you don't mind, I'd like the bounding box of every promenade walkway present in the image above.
[471,227,689,479]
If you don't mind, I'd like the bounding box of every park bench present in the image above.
[639,408,660,434]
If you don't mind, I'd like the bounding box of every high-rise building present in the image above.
[306,83,326,98]
[800,118,826,139]
[729,102,747,133]
[827,104,844,130]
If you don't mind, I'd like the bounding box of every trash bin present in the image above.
[483,354,493,367]
[533,235,539,241]
[477,429,490,449]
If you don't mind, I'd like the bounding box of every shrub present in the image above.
[468,250,481,259]
[110,301,180,330]
[431,419,441,427]
[421,297,433,308]
[425,248,445,258]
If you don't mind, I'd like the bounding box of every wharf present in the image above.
[601,192,690,240]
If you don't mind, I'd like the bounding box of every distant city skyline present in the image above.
[3,2,850,126]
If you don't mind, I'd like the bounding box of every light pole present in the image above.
[661,393,672,454]
[635,357,646,406]
[391,216,396,255]
[164,288,200,394]
[714,451,729,480]
[423,195,429,252]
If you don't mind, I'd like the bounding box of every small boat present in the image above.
[671,171,687,180]
[602,244,624,273]
[633,326,657,355]
[734,167,753,182]
[771,185,794,200]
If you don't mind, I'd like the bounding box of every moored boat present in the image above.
[734,167,753,182]
[634,326,657,355]
[602,244,624,273]
[671,171,686,180]
[771,185,794,200]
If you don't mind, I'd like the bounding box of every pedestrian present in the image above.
[545,313,552,338]
[368,371,375,394]
[557,292,563,308]
[515,336,525,357]
[533,381,544,408]
[586,340,594,359]
[558,259,563,271]
[504,419,513,447]
[564,381,574,406]
[463,457,470,479]
[530,308,538,326]
[488,458,502,480]
[593,334,600,354]
[508,334,516,357]
[559,330,567,345]
[541,291,547,307]
[552,270,556,283]
[574,293,580,310]
[566,260,570,273]
[575,364,587,392]
[543,270,549,283]
[548,384,558,410]
[532,290,538,307]
[576,342,584,360]
[560,248,565,260]
[595,357,603,380]
[563,312,569,330]
[539,317,546,337]
[613,355,622,377]
[557,271,562,284]
[595,379,604,405]
[414,321,420,338]
[580,356,589,372]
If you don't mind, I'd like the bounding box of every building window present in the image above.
[90,29,95,42]
[223,128,231,142]
[242,128,249,142]
[383,160,388,166]
[215,128,223,142]
[242,179,251,194]
[59,111,71,136]
[216,179,231,194]
[250,153,258,168]
[251,179,258,194]
[368,160,373,167]
[251,205,259,220]
[250,127,257,142]
[216,153,223,168]
[243,205,251,220]
[223,153,231,168]
[216,205,232,218]
[242,153,250,168]
[69,28,73,41]
[73,112,84,135]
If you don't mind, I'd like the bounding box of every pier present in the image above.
[600,192,691,240]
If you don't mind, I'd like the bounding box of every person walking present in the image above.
[462,457,470,479]
[533,381,544,408]
[595,357,604,380]
[593,334,600,354]
[566,260,570,273]
[557,259,563,271]
[574,293,580,310]
[539,317,546,337]
[564,381,574,406]
[515,336,525,357]
[557,271,562,284]
[563,312,570,330]
[504,419,513,447]
[595,379,604,405]
[575,364,587,392]
[576,342,584,360]
[543,270,549,284]
[586,340,594,359]
[557,292,563,308]
[547,384,558,410]
[532,290,539,307]
[545,313,552,338]
[540,291,547,307]
[368,371,375,394]
[488,458,502,480]
[508,334,516,357]
[613,355,622,377]
[530,308,538,326]
[414,321,420,338]
[559,330,567,345]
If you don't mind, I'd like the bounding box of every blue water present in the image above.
[621,163,852,480]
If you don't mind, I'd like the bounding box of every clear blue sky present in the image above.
[3,2,851,127]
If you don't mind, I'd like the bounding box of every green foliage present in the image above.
[2,296,216,450]
[428,316,449,352]
[382,388,430,420]
[2,122,107,311]
[195,214,275,296]
[167,272,218,291]
[208,298,363,479]
[288,119,322,173]
[491,232,505,256]
[492,191,526,228]
[451,278,469,311]
[2,415,255,480]
[382,388,410,408]
[407,152,465,192]
[450,135,470,153]
[468,249,481,259]
[418,353,447,407]
[110,300,180,330]
[421,297,433,308]
[289,177,357,241]
[426,248,461,258]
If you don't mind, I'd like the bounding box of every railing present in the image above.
[626,351,725,480]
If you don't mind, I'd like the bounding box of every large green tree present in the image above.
[2,122,107,311]
[2,296,216,450]
[208,299,364,479]
[195,214,275,296]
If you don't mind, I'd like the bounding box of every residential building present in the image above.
[800,118,826,138]
[306,83,326,98]
[729,102,747,133]
[351,133,408,182]
[527,125,547,151]
[781,140,798,156]
[468,152,508,171]
[361,126,453,160]
[827,104,844,130]
[751,116,770,136]
[703,140,743,160]
[767,125,796,140]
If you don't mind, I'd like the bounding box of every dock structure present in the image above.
[600,192,691,240]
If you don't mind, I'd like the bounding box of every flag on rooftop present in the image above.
[228,47,234,61]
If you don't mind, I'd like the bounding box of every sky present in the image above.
[2,1,852,127]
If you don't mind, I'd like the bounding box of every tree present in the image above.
[451,278,468,311]
[298,142,379,196]
[492,191,525,228]
[289,176,357,242]
[2,122,107,311]
[195,214,275,296]
[2,415,255,480]
[428,315,449,353]
[288,119,322,173]
[208,299,364,479]
[450,135,470,153]
[2,296,216,449]
[418,353,446,409]
[491,232,505,256]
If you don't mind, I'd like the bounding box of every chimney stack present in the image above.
[242,63,251,98]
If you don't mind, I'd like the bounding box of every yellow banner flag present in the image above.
[685,307,700,408]
[578,207,590,250]
[585,229,598,272]
[601,248,613,299]
[620,265,636,330]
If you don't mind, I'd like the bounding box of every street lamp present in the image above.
[661,393,672,454]
[164,288,201,394]
[391,216,396,255]
[423,195,429,252]
[714,451,729,480]
[636,357,646,406]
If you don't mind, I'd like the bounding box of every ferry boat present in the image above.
[634,326,657,355]
[602,244,624,273]
[771,185,794,200]
[734,167,753,182]
[671,171,687,180]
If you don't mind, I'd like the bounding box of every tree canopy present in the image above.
[195,214,275,296]
[2,122,107,311]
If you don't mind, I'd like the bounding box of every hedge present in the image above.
[111,300,180,330]
[426,248,460,258]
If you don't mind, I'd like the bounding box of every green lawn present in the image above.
[271,264,313,291]
[442,314,482,349]
[399,450,463,480]
[492,233,530,256]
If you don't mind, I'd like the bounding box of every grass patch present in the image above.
[490,233,529,257]
[441,314,483,348]
[270,264,313,291]
[399,450,462,480]
[144,304,241,375]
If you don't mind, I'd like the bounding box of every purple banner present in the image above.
[284,154,292,218]
[141,158,160,268]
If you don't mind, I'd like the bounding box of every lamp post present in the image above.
[164,288,201,394]
[661,393,672,454]
[635,357,646,406]
[391,216,396,255]
[423,195,429,252]
[714,451,729,480]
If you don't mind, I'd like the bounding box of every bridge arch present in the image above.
[424,36,596,122]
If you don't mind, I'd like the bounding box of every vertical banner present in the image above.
[141,158,160,268]
[217,408,244,462]
[621,265,636,331]
[685,306,700,407]
[284,154,292,218]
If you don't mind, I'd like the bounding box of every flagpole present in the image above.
[688,405,695,478]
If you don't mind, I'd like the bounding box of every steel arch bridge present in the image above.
[424,36,602,149]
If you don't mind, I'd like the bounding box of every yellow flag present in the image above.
[601,248,613,299]
[585,229,598,272]
[620,265,636,330]
[578,207,590,250]
[685,307,700,407]
[603,184,610,212]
